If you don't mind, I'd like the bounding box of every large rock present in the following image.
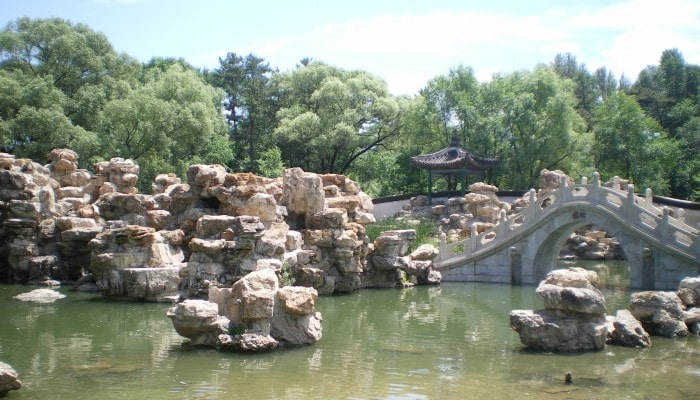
[167,299,229,346]
[509,309,608,352]
[678,277,700,307]
[510,268,608,352]
[0,362,21,395]
[13,288,66,303]
[629,291,688,337]
[609,309,651,348]
[535,284,606,316]
[282,167,325,216]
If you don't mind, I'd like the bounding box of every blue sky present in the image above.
[2,0,699,95]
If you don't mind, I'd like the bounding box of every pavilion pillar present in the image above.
[427,170,433,205]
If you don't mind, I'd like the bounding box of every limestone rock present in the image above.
[167,299,229,346]
[217,332,279,352]
[536,283,606,316]
[282,167,324,216]
[509,309,608,352]
[678,277,700,307]
[609,309,651,348]
[277,286,318,316]
[0,361,21,395]
[629,291,688,337]
[13,288,66,303]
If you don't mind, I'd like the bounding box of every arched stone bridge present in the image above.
[435,173,700,290]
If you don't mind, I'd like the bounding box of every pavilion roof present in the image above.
[410,134,500,171]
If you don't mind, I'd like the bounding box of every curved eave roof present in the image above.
[410,146,500,171]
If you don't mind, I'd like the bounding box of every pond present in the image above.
[1,262,698,399]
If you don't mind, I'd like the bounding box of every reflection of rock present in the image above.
[13,288,66,303]
[510,268,608,352]
[0,361,21,395]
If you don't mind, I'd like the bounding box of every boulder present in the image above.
[535,284,606,316]
[678,277,700,307]
[13,288,66,303]
[0,361,21,395]
[609,309,651,348]
[509,309,608,352]
[167,299,229,346]
[282,167,325,216]
[629,291,688,337]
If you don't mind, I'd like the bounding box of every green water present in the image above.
[1,272,699,399]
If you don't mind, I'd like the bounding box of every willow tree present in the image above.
[272,61,402,174]
[100,64,231,191]
[490,67,590,190]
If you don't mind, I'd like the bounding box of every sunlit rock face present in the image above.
[510,267,609,352]
[0,149,380,300]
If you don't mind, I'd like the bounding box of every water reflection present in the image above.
[1,268,699,399]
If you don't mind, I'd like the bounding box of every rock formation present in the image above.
[363,231,441,288]
[168,269,322,351]
[0,362,21,395]
[628,277,700,338]
[510,267,609,352]
[2,150,434,302]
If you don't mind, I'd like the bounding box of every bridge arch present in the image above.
[525,204,646,287]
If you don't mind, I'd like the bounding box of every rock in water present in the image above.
[13,288,66,303]
[0,361,21,394]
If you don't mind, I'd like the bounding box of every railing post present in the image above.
[559,175,568,203]
[624,184,636,220]
[469,223,478,252]
[613,176,620,191]
[657,206,671,239]
[496,209,507,237]
[677,208,685,225]
[645,188,653,210]
[527,188,537,222]
[439,232,447,260]
[592,172,600,201]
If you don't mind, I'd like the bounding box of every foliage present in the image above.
[278,261,296,287]
[272,61,402,174]
[593,91,678,194]
[208,52,277,173]
[1,17,698,200]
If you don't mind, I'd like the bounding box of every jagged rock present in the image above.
[167,299,229,346]
[13,288,66,303]
[509,309,608,352]
[678,277,700,307]
[536,284,606,316]
[0,361,21,395]
[629,291,688,337]
[609,309,651,348]
[409,244,439,261]
[282,167,325,216]
[277,286,318,315]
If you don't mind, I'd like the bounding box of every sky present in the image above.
[2,0,700,96]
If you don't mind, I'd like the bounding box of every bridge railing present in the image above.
[436,172,699,267]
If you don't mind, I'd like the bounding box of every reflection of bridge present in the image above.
[435,173,700,290]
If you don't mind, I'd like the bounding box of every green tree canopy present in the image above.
[272,61,402,174]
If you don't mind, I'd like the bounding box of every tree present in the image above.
[592,91,677,194]
[490,67,589,190]
[208,52,277,172]
[272,61,402,174]
[100,64,230,191]
[630,49,700,198]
